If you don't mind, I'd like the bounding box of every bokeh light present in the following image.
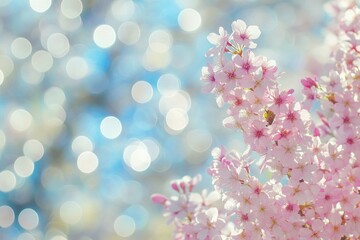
[93,25,116,49]
[60,0,83,19]
[60,201,83,225]
[29,0,52,13]
[100,116,122,139]
[31,50,53,73]
[117,21,141,45]
[157,74,181,96]
[131,81,153,104]
[0,206,15,228]
[66,57,89,80]
[9,109,33,132]
[0,55,14,77]
[46,33,70,58]
[113,215,136,237]
[71,136,94,154]
[18,208,39,230]
[178,8,202,32]
[165,108,189,132]
[149,29,173,53]
[23,139,45,161]
[11,38,32,59]
[14,156,35,178]
[0,171,16,192]
[77,151,99,174]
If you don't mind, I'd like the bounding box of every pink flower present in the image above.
[154,10,360,238]
[330,110,360,131]
[334,91,357,113]
[299,219,324,239]
[281,104,304,131]
[267,88,295,114]
[226,88,250,115]
[231,19,261,48]
[272,138,298,168]
[201,64,218,93]
[290,153,317,182]
[215,61,242,91]
[337,128,359,154]
[194,208,225,240]
[346,207,360,235]
[206,27,229,59]
[280,196,300,222]
[321,212,345,239]
[164,195,198,223]
[259,56,278,81]
[245,120,269,153]
[314,185,341,217]
[234,50,261,76]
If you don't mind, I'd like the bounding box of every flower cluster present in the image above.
[153,0,360,239]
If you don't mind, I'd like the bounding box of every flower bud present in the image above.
[151,194,168,205]
[301,77,317,89]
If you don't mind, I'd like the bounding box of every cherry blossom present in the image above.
[231,19,261,49]
[153,1,360,238]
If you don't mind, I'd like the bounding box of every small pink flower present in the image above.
[334,91,357,113]
[267,88,295,114]
[321,212,345,239]
[245,120,269,153]
[201,64,218,93]
[206,27,229,58]
[234,50,261,76]
[346,207,360,235]
[231,19,261,48]
[194,208,226,240]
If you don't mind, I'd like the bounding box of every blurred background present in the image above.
[0,0,330,239]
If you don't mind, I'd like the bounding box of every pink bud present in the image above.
[171,181,180,192]
[179,182,186,193]
[301,77,317,89]
[151,194,168,205]
[313,127,320,137]
[189,183,194,192]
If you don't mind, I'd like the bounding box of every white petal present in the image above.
[223,116,236,128]
[207,32,219,45]
[247,25,261,39]
[190,193,203,203]
[206,207,218,222]
[206,191,221,204]
[231,19,246,33]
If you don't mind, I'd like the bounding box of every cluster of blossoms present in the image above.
[152,0,360,239]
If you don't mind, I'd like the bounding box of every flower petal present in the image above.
[247,25,261,39]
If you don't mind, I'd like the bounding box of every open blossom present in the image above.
[193,208,226,240]
[231,19,261,49]
[234,50,261,76]
[201,64,218,93]
[206,26,229,60]
[154,1,360,239]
